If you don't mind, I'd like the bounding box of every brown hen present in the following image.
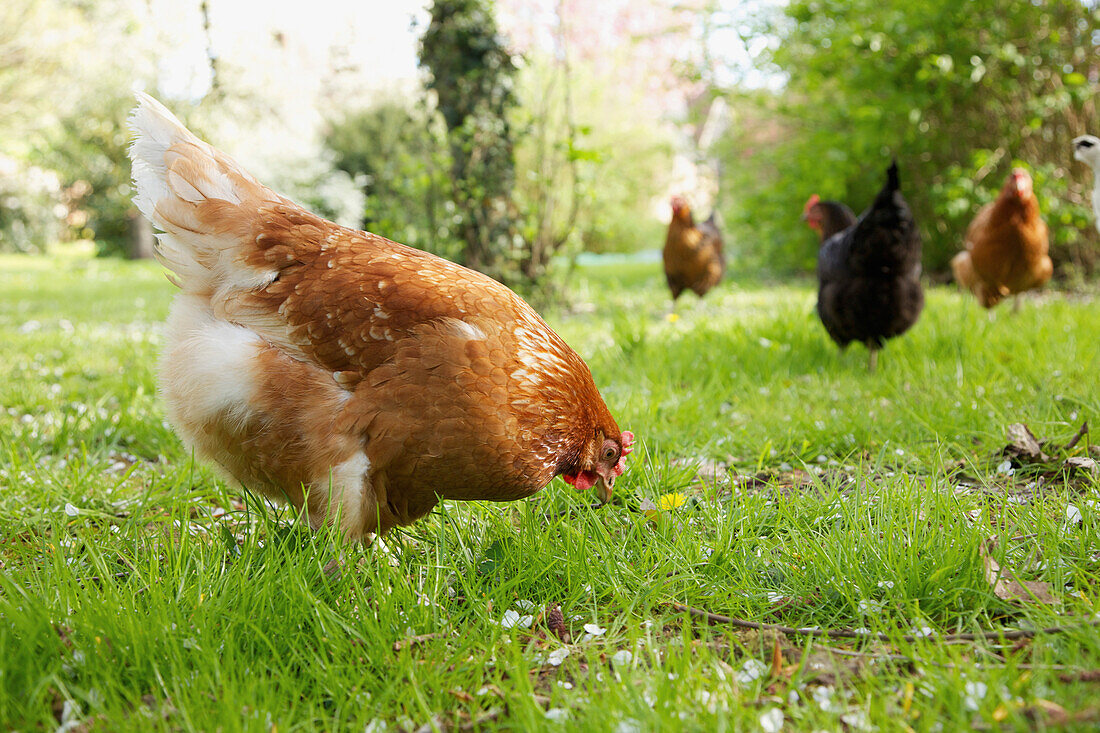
[951,169,1051,310]
[663,196,725,305]
[129,94,633,539]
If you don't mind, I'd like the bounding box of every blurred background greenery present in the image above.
[2,0,1098,292]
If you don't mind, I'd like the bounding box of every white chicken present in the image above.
[1073,135,1100,234]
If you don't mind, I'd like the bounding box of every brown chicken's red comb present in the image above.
[613,430,635,476]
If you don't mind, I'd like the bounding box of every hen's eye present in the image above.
[603,447,617,461]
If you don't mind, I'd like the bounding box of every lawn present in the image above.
[2,250,1099,731]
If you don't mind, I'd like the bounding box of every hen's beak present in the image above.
[594,474,614,504]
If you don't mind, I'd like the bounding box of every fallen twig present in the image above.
[459,708,503,732]
[1063,421,1089,452]
[821,645,1081,672]
[668,603,1100,643]
[393,632,449,652]
[1059,670,1100,683]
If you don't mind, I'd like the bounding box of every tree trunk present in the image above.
[127,212,155,260]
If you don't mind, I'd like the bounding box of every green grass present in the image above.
[2,250,1099,731]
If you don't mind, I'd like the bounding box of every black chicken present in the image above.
[802,162,923,370]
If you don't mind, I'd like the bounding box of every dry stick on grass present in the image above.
[393,632,450,652]
[822,645,1088,673]
[669,603,1100,643]
[1063,421,1089,452]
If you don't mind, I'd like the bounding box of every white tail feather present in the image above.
[128,93,273,295]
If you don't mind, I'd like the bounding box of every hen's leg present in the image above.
[866,345,878,372]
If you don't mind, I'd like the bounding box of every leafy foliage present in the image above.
[719,0,1100,276]
[326,34,674,292]
[0,156,66,254]
[512,56,674,260]
[0,0,151,256]
[420,0,521,280]
[32,92,136,257]
[324,99,460,261]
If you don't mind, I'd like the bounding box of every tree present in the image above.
[420,0,520,281]
[324,99,458,260]
[1,0,147,254]
[716,0,1100,276]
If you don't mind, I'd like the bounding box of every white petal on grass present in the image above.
[735,658,768,684]
[812,685,842,713]
[64,503,79,517]
[877,580,895,589]
[759,708,784,733]
[911,626,934,638]
[583,623,606,636]
[857,599,884,614]
[515,599,537,611]
[610,650,633,667]
[1066,504,1082,525]
[963,680,987,711]
[547,647,570,666]
[996,459,1015,475]
[841,710,871,731]
[544,708,570,722]
[498,609,534,629]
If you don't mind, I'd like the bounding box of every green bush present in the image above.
[324,100,460,261]
[31,93,135,257]
[0,155,67,254]
[718,0,1100,276]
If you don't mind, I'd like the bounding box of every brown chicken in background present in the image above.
[951,168,1051,311]
[128,94,633,540]
[663,196,725,305]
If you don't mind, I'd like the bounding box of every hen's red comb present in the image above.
[802,194,821,216]
[613,431,635,476]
